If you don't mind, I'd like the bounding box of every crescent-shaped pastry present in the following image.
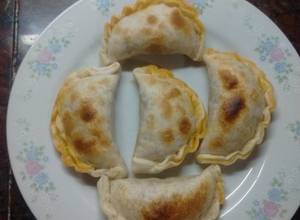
[50,63,127,178]
[101,0,205,65]
[132,65,206,174]
[98,165,224,220]
[197,49,276,165]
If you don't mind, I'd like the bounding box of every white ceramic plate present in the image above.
[7,0,300,219]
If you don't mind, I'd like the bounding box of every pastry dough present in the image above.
[197,49,276,165]
[98,165,224,220]
[133,65,206,174]
[50,63,127,178]
[101,0,205,65]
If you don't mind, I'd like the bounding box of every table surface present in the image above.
[0,0,299,219]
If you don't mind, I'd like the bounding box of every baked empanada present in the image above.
[98,165,224,220]
[101,0,205,65]
[50,63,127,178]
[132,65,206,174]
[197,49,276,165]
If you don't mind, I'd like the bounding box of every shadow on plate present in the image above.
[121,54,203,71]
[133,153,201,179]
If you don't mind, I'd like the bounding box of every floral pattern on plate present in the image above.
[94,0,115,16]
[247,172,289,219]
[187,0,215,14]
[16,118,30,136]
[244,15,254,30]
[246,166,300,220]
[255,35,294,91]
[16,141,58,202]
[287,121,300,143]
[28,36,72,78]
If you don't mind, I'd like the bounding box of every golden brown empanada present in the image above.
[197,49,276,165]
[98,165,224,220]
[101,0,205,65]
[50,63,127,178]
[132,65,206,174]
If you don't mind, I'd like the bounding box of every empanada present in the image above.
[50,63,127,178]
[197,49,276,165]
[133,65,206,174]
[98,165,224,220]
[101,0,205,65]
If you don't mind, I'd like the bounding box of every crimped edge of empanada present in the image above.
[101,0,205,65]
[197,49,276,165]
[50,63,127,178]
[133,65,207,174]
[97,165,224,220]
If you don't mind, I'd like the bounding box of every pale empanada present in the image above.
[101,0,205,65]
[197,49,276,165]
[98,165,224,220]
[132,65,206,174]
[50,63,127,178]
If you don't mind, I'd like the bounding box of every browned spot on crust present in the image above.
[146,43,167,53]
[160,129,174,144]
[160,101,172,119]
[146,36,167,53]
[169,8,191,34]
[73,138,96,154]
[170,9,185,28]
[142,28,153,35]
[159,88,181,119]
[142,182,208,220]
[91,128,111,147]
[178,116,192,135]
[221,95,246,124]
[219,69,238,90]
[209,136,224,149]
[166,88,181,99]
[147,15,157,25]
[79,100,97,122]
[62,112,74,136]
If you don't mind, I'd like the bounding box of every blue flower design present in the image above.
[194,0,206,6]
[275,62,287,74]
[268,188,283,202]
[17,143,57,200]
[288,120,300,141]
[99,0,110,8]
[255,35,294,90]
[29,35,72,78]
[293,121,300,135]
[34,172,49,187]
[247,172,289,219]
[96,0,114,16]
[261,39,274,55]
[189,0,214,14]
[48,39,62,53]
[26,147,39,161]
[31,62,51,76]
